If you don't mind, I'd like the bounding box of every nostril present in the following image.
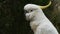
[25,10,29,13]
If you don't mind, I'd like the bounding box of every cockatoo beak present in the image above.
[39,1,51,9]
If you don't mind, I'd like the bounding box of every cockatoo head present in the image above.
[24,1,51,21]
[24,4,40,21]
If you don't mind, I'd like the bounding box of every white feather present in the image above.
[24,4,59,34]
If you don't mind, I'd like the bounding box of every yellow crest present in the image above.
[39,1,51,9]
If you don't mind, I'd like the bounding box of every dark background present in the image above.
[0,0,60,34]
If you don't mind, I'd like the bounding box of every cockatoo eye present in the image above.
[31,10,33,12]
[29,10,33,12]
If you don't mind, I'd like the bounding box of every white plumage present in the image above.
[24,2,59,34]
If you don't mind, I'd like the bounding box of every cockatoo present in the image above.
[24,1,59,34]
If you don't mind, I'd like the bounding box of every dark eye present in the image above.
[30,10,33,12]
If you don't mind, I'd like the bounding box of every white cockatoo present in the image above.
[24,1,59,34]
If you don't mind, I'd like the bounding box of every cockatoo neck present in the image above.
[31,9,48,22]
[30,9,50,32]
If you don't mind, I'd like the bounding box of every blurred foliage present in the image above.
[0,0,60,34]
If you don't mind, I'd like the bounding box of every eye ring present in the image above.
[30,10,33,12]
